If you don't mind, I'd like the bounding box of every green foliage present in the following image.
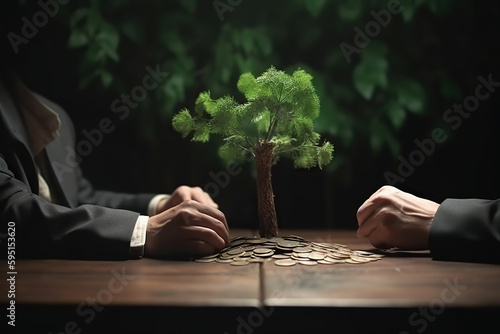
[173,67,333,169]
[394,78,427,115]
[67,7,120,88]
[40,0,464,182]
[353,43,388,100]
[171,108,195,138]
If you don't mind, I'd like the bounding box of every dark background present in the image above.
[2,0,500,231]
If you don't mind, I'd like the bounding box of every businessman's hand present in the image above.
[156,186,218,213]
[357,186,439,250]
[145,200,229,258]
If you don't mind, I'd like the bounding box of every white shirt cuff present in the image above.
[130,194,169,258]
[147,194,170,215]
[129,215,149,258]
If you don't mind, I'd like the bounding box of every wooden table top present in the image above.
[3,229,500,333]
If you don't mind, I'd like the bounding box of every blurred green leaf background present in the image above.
[9,0,500,229]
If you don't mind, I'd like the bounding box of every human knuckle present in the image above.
[356,207,364,220]
[376,207,396,220]
[372,192,394,206]
[179,199,197,208]
[380,185,396,192]
[202,227,218,239]
[216,211,226,221]
[178,208,194,221]
[175,185,190,195]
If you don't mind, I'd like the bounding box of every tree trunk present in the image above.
[255,141,278,238]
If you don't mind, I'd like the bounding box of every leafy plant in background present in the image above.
[19,0,461,194]
[173,67,333,237]
[66,6,121,88]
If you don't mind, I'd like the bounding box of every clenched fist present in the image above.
[357,186,440,250]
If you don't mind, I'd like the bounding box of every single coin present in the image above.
[246,238,266,244]
[293,246,312,253]
[308,252,326,261]
[356,252,384,259]
[292,252,310,259]
[248,257,272,263]
[349,256,371,263]
[298,260,318,266]
[294,252,310,257]
[194,257,217,263]
[314,242,333,248]
[285,235,306,241]
[317,260,335,265]
[230,261,250,266]
[345,258,365,264]
[253,248,274,254]
[216,258,234,263]
[277,240,301,248]
[227,247,245,256]
[272,254,291,259]
[353,250,376,256]
[228,237,248,247]
[336,248,353,255]
[268,237,284,243]
[253,251,274,257]
[219,253,235,259]
[276,245,294,251]
[329,253,349,259]
[332,259,347,264]
[274,259,297,267]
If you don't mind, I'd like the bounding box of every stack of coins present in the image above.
[194,235,383,266]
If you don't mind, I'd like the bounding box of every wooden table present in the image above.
[3,229,500,333]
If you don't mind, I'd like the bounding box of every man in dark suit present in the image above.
[357,185,500,264]
[0,2,229,260]
[0,69,229,260]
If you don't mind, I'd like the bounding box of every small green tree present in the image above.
[173,66,333,238]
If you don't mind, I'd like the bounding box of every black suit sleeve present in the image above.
[429,198,500,264]
[0,80,158,260]
[1,154,140,260]
[76,176,156,215]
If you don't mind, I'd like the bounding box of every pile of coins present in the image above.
[194,235,383,266]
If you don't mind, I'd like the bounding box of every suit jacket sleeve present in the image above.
[1,153,141,259]
[76,177,156,215]
[429,198,500,264]
[0,86,154,260]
